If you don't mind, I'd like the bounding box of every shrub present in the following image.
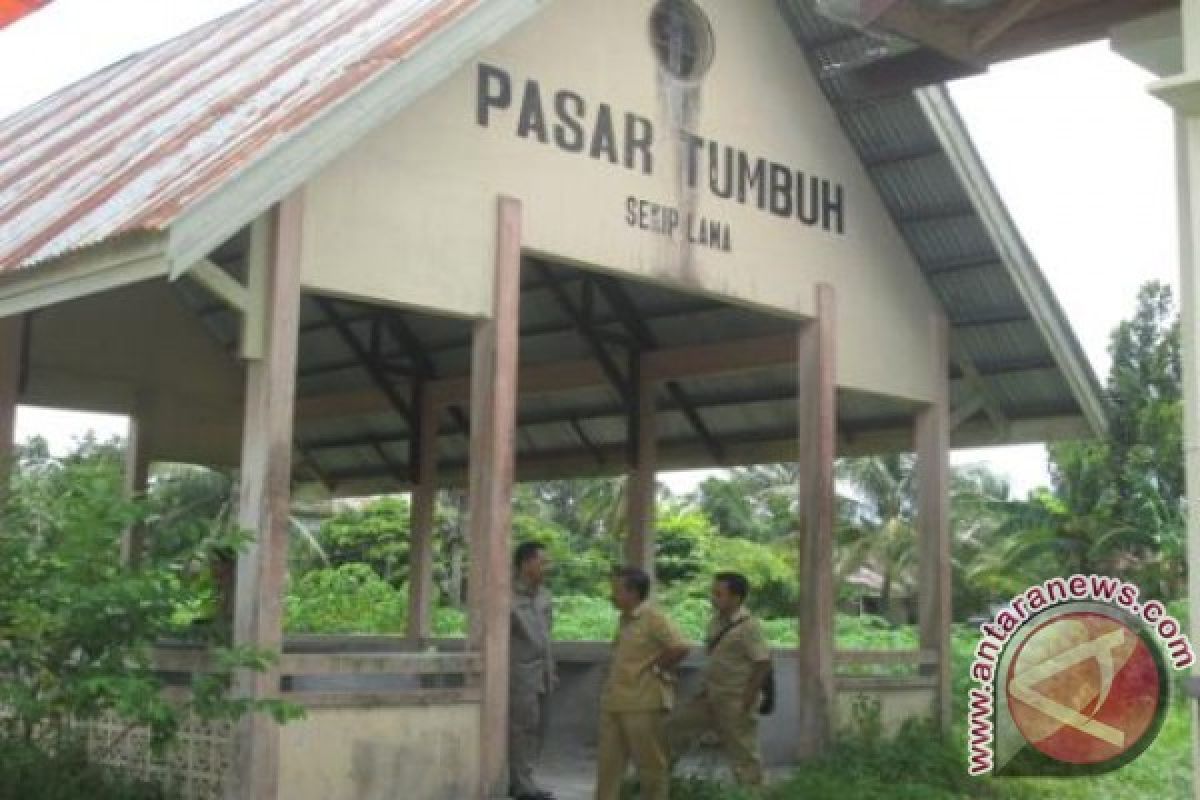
[0,739,175,800]
[285,564,407,634]
[0,439,298,788]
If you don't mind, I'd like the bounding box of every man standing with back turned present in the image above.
[510,541,557,800]
[595,566,690,800]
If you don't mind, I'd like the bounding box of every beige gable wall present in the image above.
[302,0,944,403]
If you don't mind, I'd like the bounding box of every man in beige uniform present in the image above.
[668,572,771,787]
[510,541,557,800]
[595,566,690,800]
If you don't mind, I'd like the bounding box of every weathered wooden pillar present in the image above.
[465,196,521,799]
[226,198,303,800]
[796,283,837,760]
[407,385,440,642]
[625,370,657,571]
[916,313,952,733]
[0,315,20,503]
[119,412,151,566]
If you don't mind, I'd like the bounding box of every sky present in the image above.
[0,1,1180,498]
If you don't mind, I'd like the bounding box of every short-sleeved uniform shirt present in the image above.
[601,602,689,712]
[703,606,771,697]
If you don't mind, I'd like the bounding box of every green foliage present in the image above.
[691,465,797,543]
[836,454,918,622]
[697,536,796,619]
[511,507,612,599]
[432,605,467,637]
[285,564,407,634]
[549,594,617,641]
[317,497,410,586]
[654,504,716,584]
[0,438,299,784]
[965,282,1187,605]
[0,739,176,800]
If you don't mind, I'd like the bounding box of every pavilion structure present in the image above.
[0,1,1105,798]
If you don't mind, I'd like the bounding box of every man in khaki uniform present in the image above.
[509,542,557,800]
[668,572,771,787]
[595,566,690,800]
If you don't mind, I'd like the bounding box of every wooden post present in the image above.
[0,315,20,504]
[465,196,521,799]
[407,385,440,642]
[916,313,952,733]
[226,198,303,800]
[625,370,657,571]
[796,283,837,760]
[119,413,151,566]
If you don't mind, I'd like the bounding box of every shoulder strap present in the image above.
[705,615,749,653]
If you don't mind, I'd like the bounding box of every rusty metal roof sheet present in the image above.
[0,0,483,273]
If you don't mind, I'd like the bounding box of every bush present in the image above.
[0,739,175,800]
[0,439,299,783]
[285,564,407,634]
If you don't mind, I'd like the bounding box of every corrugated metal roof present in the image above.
[780,0,1105,440]
[0,0,1106,489]
[0,0,480,273]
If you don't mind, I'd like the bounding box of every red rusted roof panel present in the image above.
[0,0,479,273]
[0,0,53,31]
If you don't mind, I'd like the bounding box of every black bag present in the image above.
[707,615,777,716]
[759,664,776,715]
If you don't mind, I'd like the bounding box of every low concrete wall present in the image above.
[546,642,936,767]
[279,705,481,800]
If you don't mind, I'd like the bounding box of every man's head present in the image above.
[514,541,551,586]
[711,571,749,616]
[610,566,651,613]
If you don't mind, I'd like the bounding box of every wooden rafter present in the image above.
[951,342,1008,438]
[593,276,727,465]
[381,313,471,438]
[531,262,634,404]
[313,298,410,482]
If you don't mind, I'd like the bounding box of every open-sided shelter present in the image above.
[0,1,1105,798]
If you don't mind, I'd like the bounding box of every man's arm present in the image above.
[652,611,691,671]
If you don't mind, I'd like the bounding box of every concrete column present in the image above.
[796,283,837,759]
[465,196,521,799]
[226,198,303,800]
[1150,13,1200,796]
[916,312,952,733]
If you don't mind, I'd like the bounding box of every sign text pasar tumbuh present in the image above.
[475,63,846,252]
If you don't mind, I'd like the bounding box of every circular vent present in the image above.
[649,0,715,83]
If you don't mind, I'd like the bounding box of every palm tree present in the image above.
[835,455,918,622]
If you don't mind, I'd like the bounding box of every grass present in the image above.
[659,622,1195,800]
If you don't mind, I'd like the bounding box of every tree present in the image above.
[962,282,1187,603]
[316,496,410,586]
[692,465,798,543]
[835,455,918,622]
